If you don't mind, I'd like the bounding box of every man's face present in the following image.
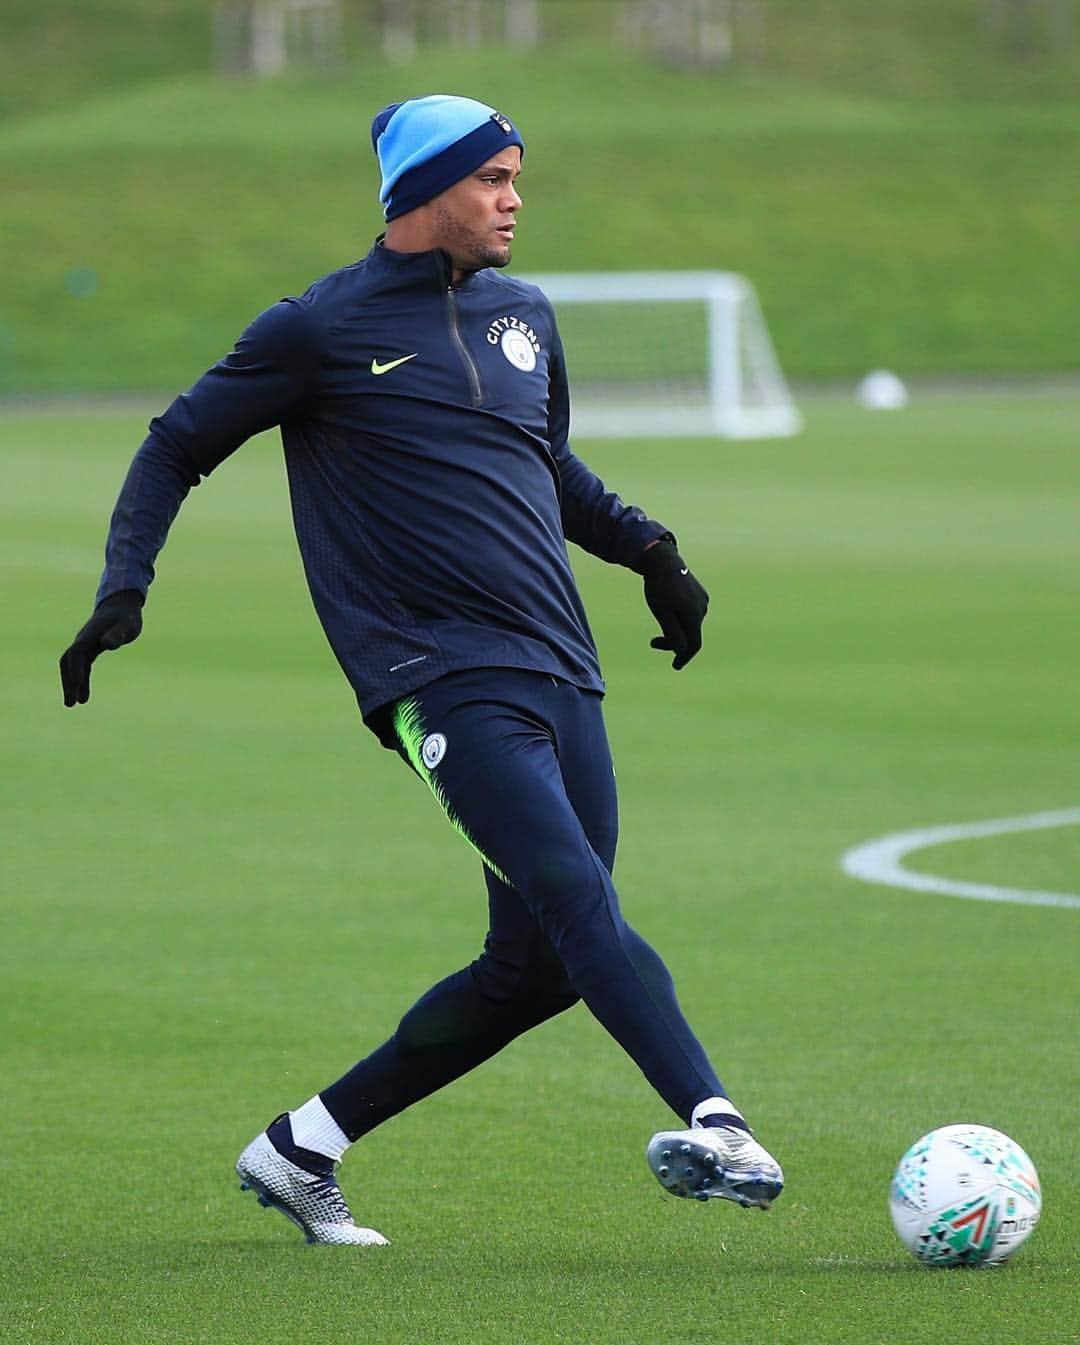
[427,146,522,274]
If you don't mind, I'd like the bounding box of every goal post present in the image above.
[522,271,802,440]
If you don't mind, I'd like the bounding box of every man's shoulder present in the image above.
[297,254,379,311]
[257,254,384,355]
[239,257,375,367]
[476,268,553,312]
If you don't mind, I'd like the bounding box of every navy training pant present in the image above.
[321,668,724,1138]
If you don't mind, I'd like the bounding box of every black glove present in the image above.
[59,590,144,707]
[637,539,709,670]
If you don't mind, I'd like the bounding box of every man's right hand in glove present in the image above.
[59,590,144,707]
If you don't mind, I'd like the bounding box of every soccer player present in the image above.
[59,95,783,1245]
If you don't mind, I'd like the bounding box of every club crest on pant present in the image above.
[421,732,447,769]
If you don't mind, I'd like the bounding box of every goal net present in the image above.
[523,271,801,440]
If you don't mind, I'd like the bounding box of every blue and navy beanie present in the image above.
[371,94,524,221]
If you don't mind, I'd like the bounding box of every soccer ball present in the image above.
[855,368,909,410]
[889,1124,1041,1267]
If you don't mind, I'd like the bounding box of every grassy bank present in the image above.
[1,43,1079,393]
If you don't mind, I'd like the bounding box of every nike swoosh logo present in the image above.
[371,353,418,376]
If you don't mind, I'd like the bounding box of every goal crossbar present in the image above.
[522,271,802,440]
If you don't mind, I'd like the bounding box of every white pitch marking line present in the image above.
[841,808,1080,910]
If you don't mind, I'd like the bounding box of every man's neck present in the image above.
[382,221,464,284]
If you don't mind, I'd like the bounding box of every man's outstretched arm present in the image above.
[59,297,321,706]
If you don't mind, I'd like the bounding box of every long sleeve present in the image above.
[546,318,672,569]
[96,297,322,604]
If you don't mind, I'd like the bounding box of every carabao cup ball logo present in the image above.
[500,327,537,372]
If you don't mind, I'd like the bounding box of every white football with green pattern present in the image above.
[889,1123,1041,1267]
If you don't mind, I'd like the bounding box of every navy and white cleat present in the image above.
[236,1130,388,1246]
[647,1126,784,1209]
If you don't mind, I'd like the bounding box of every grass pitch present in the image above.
[2,390,1078,1343]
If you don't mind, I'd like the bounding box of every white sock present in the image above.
[289,1094,351,1162]
[691,1096,745,1129]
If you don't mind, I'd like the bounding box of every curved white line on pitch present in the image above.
[841,808,1080,909]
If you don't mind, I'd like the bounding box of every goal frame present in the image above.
[523,270,802,440]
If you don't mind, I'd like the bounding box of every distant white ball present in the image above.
[856,368,909,409]
[889,1123,1041,1267]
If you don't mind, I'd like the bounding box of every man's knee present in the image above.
[512,841,612,934]
[393,968,493,1052]
[471,941,579,1016]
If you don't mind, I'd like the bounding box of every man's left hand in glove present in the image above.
[636,539,709,671]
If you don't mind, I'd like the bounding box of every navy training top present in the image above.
[97,240,671,741]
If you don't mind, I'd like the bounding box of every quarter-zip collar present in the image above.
[366,237,484,406]
[367,236,478,293]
